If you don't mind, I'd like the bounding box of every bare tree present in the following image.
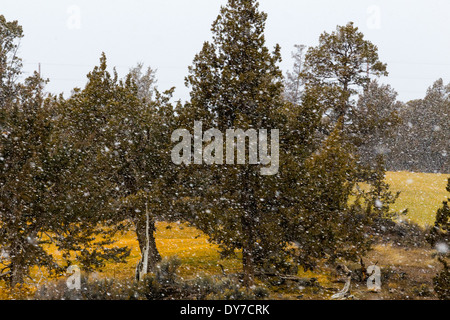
[285,44,306,105]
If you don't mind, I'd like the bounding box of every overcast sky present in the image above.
[2,0,450,102]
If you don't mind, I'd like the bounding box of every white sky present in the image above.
[2,0,450,102]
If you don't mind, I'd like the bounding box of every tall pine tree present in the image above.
[428,179,450,299]
[182,0,287,287]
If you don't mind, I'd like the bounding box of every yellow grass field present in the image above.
[104,221,242,281]
[386,172,449,227]
[0,171,448,299]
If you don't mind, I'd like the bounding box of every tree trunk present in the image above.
[241,168,256,289]
[241,215,256,288]
[9,245,26,287]
[242,245,255,288]
[10,263,26,287]
[134,214,161,275]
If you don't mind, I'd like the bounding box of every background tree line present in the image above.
[285,39,448,175]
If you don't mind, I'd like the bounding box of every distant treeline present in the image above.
[385,79,449,174]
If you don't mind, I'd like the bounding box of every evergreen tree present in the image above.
[301,22,400,236]
[180,1,387,286]
[351,81,402,167]
[56,54,177,275]
[388,79,449,173]
[0,15,23,112]
[428,179,450,300]
[302,22,388,128]
[286,122,374,269]
[0,16,73,286]
[0,71,59,286]
[300,23,398,181]
[45,55,133,274]
[286,23,400,267]
[182,0,287,287]
[428,179,450,250]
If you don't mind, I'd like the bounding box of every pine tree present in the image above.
[0,16,70,286]
[0,70,60,286]
[300,22,399,172]
[428,179,450,249]
[0,15,23,112]
[287,122,372,268]
[388,79,449,173]
[302,22,388,128]
[298,23,400,259]
[56,54,177,275]
[45,55,133,273]
[182,0,287,287]
[433,259,450,300]
[351,81,402,167]
[428,179,450,299]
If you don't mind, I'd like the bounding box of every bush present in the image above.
[35,256,269,300]
[155,256,182,285]
[35,276,134,300]
[370,217,428,247]
[434,259,450,300]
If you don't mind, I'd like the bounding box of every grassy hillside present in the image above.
[386,172,449,227]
